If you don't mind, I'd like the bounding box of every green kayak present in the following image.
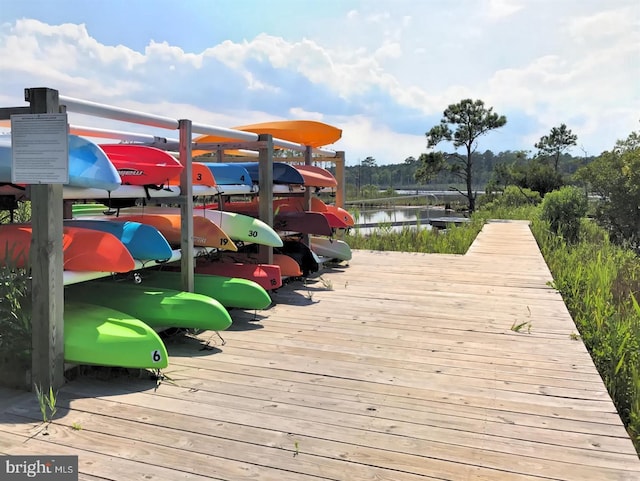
[140,270,272,310]
[65,301,168,369]
[66,281,232,331]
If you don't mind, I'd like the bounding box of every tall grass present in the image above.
[0,263,32,389]
[531,217,640,450]
[344,216,484,254]
[0,201,33,389]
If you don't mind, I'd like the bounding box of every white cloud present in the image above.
[0,1,637,163]
[289,108,324,121]
[330,115,426,165]
[485,0,524,20]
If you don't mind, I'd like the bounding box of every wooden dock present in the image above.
[1,220,639,480]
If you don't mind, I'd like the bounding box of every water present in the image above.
[347,206,457,235]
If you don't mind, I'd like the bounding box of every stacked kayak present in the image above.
[65,281,232,331]
[117,205,283,248]
[100,144,184,186]
[195,258,283,291]
[64,301,168,369]
[140,270,272,310]
[0,224,135,272]
[63,219,174,262]
[0,135,121,192]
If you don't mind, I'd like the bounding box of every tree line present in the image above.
[329,98,639,252]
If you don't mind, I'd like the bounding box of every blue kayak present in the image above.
[234,162,305,185]
[200,163,253,186]
[0,134,121,191]
[64,219,173,262]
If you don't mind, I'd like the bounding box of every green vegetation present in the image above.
[34,383,58,426]
[531,218,640,449]
[0,264,32,389]
[345,216,483,254]
[0,201,33,390]
[539,186,588,244]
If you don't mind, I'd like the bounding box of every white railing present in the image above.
[59,95,337,157]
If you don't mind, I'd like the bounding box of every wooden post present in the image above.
[334,151,346,209]
[301,146,313,246]
[178,119,194,292]
[27,88,65,391]
[303,146,312,210]
[257,134,273,265]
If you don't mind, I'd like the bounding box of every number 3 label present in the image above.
[151,350,162,363]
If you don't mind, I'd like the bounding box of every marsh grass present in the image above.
[344,216,483,254]
[531,217,640,451]
[0,259,32,389]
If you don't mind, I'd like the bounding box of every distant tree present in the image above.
[576,130,640,250]
[425,99,507,212]
[512,159,564,197]
[535,124,577,173]
[361,156,376,186]
[361,156,377,168]
[414,152,445,185]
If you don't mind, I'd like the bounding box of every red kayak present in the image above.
[0,224,135,272]
[195,259,282,291]
[100,144,184,186]
[210,199,335,236]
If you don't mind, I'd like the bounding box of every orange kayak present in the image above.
[0,224,135,272]
[167,162,217,187]
[291,165,337,188]
[111,214,237,251]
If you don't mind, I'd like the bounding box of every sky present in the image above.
[0,0,638,165]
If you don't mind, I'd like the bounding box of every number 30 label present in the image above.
[151,350,162,363]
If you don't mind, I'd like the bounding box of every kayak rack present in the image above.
[0,87,347,391]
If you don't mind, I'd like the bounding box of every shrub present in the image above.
[540,186,588,244]
[494,185,541,207]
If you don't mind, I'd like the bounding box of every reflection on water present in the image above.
[353,206,439,224]
[346,206,441,236]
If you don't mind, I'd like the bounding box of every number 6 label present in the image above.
[151,350,162,363]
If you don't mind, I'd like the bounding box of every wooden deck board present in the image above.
[1,220,639,480]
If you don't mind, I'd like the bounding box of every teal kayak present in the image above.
[65,281,232,331]
[140,270,272,310]
[65,301,168,369]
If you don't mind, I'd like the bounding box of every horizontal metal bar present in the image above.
[59,96,179,130]
[0,106,31,120]
[69,124,178,144]
[190,122,258,141]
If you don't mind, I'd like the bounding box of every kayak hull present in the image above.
[64,219,173,262]
[141,270,272,310]
[64,302,168,369]
[0,224,135,272]
[195,259,282,291]
[309,235,352,261]
[100,144,184,186]
[66,281,232,331]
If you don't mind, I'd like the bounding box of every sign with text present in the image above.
[1,455,78,480]
[10,113,69,184]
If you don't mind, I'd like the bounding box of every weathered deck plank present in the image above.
[1,220,639,480]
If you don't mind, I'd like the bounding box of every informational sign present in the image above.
[10,113,69,184]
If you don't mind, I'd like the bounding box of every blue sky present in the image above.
[1,0,638,165]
